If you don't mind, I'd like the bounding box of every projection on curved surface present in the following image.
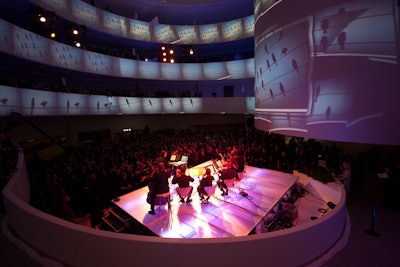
[254,0,400,145]
[31,0,254,45]
[0,18,254,81]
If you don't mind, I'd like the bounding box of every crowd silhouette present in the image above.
[23,127,358,225]
[2,121,399,227]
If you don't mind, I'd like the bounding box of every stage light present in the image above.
[162,52,166,56]
[170,58,175,63]
[169,49,174,54]
[189,48,194,55]
[38,14,46,23]
[50,32,56,38]
[161,46,166,50]
[163,58,167,62]
[75,41,81,48]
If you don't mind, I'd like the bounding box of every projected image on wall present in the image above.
[254,17,312,113]
[254,0,400,145]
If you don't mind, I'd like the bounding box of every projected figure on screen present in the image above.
[292,59,299,74]
[264,44,269,54]
[315,85,320,102]
[272,53,277,65]
[281,47,288,56]
[261,80,265,90]
[287,113,291,127]
[279,82,286,96]
[74,102,79,107]
[1,98,8,104]
[266,59,271,70]
[126,98,130,108]
[40,101,47,107]
[279,30,284,40]
[321,19,330,34]
[190,98,193,106]
[149,99,153,107]
[30,97,35,115]
[67,100,70,113]
[269,88,274,101]
[97,101,100,114]
[321,35,329,52]
[338,32,346,50]
[326,106,331,120]
[169,99,173,107]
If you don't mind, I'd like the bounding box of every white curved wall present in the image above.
[2,147,347,267]
[30,0,254,44]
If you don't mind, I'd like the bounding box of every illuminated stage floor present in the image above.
[112,166,298,238]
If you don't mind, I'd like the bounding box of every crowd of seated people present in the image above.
[24,127,356,225]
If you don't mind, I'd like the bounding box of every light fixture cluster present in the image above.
[67,24,86,48]
[35,10,57,40]
[161,45,175,63]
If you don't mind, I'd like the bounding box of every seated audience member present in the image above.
[197,168,214,203]
[172,166,194,203]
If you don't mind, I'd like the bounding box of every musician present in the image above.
[148,162,171,215]
[172,166,194,203]
[217,161,237,196]
[197,168,214,203]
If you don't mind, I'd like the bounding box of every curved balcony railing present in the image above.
[31,0,254,45]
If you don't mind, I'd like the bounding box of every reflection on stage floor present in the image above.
[112,166,298,238]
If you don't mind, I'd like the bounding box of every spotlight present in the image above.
[38,14,46,23]
[50,32,56,38]
[170,58,175,63]
[161,46,166,51]
[162,58,167,62]
[72,28,79,35]
[75,41,81,48]
[189,48,194,55]
[169,49,174,54]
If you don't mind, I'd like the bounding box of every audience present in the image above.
[1,122,399,225]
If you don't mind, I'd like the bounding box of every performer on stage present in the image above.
[217,161,237,196]
[172,166,194,203]
[148,162,171,215]
[197,168,214,203]
[232,149,246,180]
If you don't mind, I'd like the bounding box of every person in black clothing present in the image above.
[148,162,171,215]
[217,162,237,196]
[231,149,246,180]
[197,168,214,203]
[172,166,194,203]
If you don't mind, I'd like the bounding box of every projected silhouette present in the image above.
[30,97,35,115]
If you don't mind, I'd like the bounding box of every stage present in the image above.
[112,165,298,238]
